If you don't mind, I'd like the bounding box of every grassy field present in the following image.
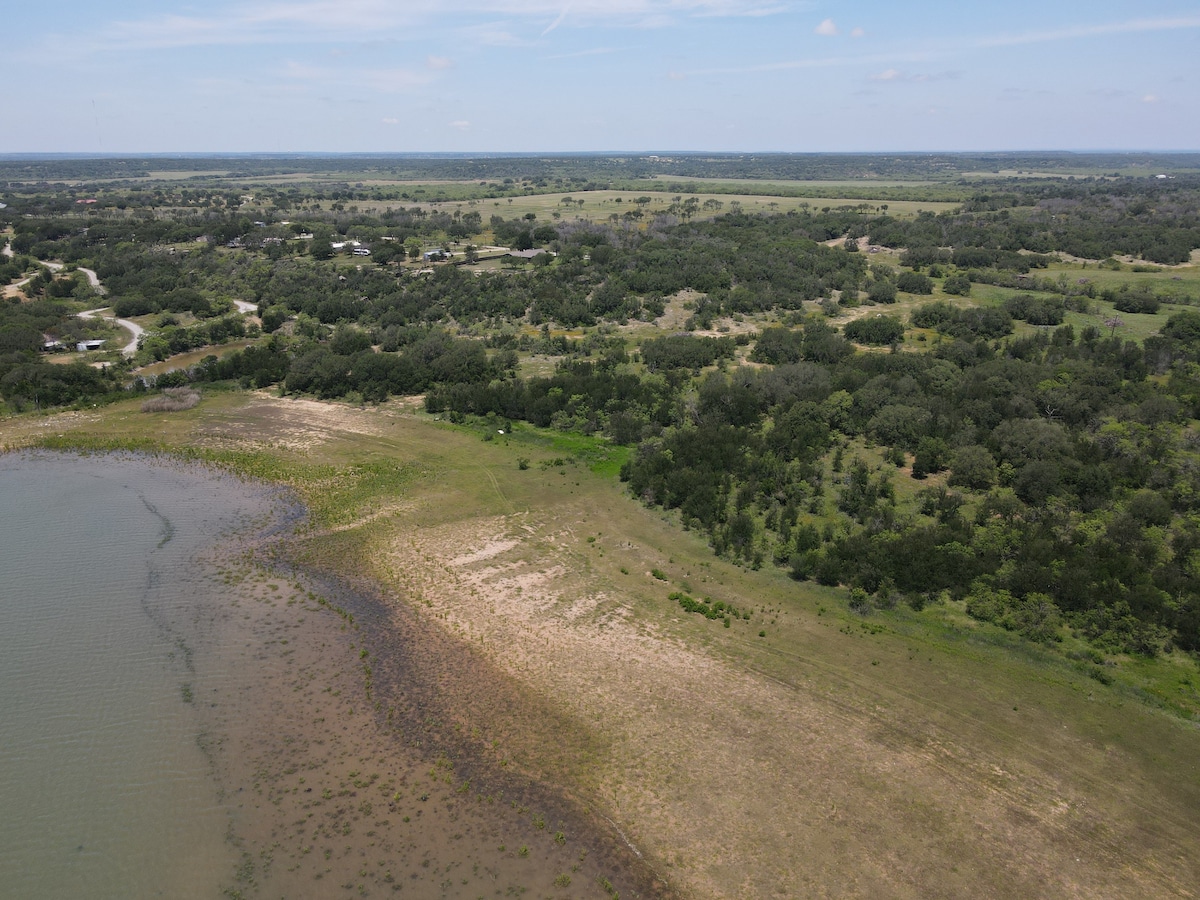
[4,389,1199,899]
[320,188,959,223]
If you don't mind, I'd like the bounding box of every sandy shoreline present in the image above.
[0,448,657,899]
[178,461,665,898]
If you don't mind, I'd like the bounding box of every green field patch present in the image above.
[32,432,421,529]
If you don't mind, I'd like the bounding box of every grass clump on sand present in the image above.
[141,387,201,413]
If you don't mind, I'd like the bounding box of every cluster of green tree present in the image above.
[1,298,72,353]
[137,313,250,363]
[898,246,1055,273]
[843,316,906,345]
[185,325,511,403]
[598,314,1200,655]
[212,213,870,330]
[187,337,292,388]
[1003,294,1066,325]
[490,215,557,250]
[0,289,125,409]
[0,254,33,285]
[426,354,677,442]
[873,178,1200,264]
[1,358,118,411]
[909,301,1016,340]
[640,334,736,371]
[8,202,483,265]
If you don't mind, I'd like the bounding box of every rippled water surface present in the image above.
[0,453,273,899]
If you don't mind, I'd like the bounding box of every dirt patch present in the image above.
[193,394,403,453]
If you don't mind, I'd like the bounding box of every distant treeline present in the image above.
[872,178,1200,264]
[4,151,1199,188]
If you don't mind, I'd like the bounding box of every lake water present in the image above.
[0,452,283,898]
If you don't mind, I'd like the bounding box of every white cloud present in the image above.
[464,23,532,46]
[427,55,453,69]
[814,18,837,36]
[544,46,618,59]
[542,5,571,35]
[1143,94,1158,104]
[282,61,333,80]
[692,46,934,76]
[365,68,433,92]
[974,15,1200,48]
[382,117,400,125]
[869,68,959,83]
[87,0,799,52]
[850,26,864,38]
[449,120,471,130]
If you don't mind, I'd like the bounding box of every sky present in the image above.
[3,0,1198,153]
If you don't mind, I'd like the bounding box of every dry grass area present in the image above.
[364,493,1200,899]
[141,387,202,412]
[6,391,1200,899]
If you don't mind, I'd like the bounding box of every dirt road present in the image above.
[78,307,143,357]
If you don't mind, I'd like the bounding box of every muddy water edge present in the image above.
[160,453,670,899]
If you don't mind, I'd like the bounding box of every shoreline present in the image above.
[283,559,675,898]
[0,447,663,898]
[117,444,670,897]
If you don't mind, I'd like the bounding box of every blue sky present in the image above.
[4,1,1198,153]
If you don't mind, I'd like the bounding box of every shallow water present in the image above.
[0,453,270,899]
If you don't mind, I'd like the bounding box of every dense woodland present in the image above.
[5,157,1200,659]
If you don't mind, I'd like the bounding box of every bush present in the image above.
[1004,294,1065,325]
[867,279,897,304]
[897,271,934,294]
[843,316,905,345]
[910,301,957,329]
[943,274,971,296]
[948,445,997,490]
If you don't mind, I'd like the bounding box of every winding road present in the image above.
[78,307,144,356]
[4,250,254,358]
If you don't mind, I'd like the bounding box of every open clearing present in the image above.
[332,189,959,222]
[6,391,1199,899]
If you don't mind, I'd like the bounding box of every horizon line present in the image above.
[3,149,1200,160]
